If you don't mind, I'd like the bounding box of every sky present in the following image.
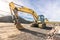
[0,0,60,21]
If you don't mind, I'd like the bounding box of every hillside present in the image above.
[0,16,32,24]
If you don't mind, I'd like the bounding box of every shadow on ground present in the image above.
[43,26,52,30]
[19,28,46,38]
[0,16,32,24]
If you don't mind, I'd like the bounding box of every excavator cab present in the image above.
[38,15,44,23]
[38,15,46,28]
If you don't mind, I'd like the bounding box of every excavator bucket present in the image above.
[16,22,24,30]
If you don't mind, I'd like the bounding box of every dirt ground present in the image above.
[0,23,60,40]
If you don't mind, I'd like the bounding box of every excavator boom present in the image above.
[9,2,38,22]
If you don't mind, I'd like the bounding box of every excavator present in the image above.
[9,2,47,29]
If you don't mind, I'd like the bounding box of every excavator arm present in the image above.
[9,2,38,22]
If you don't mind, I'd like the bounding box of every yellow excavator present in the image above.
[9,2,47,29]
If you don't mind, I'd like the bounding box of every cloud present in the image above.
[44,1,60,21]
[0,0,60,21]
[0,0,11,16]
[0,0,18,16]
